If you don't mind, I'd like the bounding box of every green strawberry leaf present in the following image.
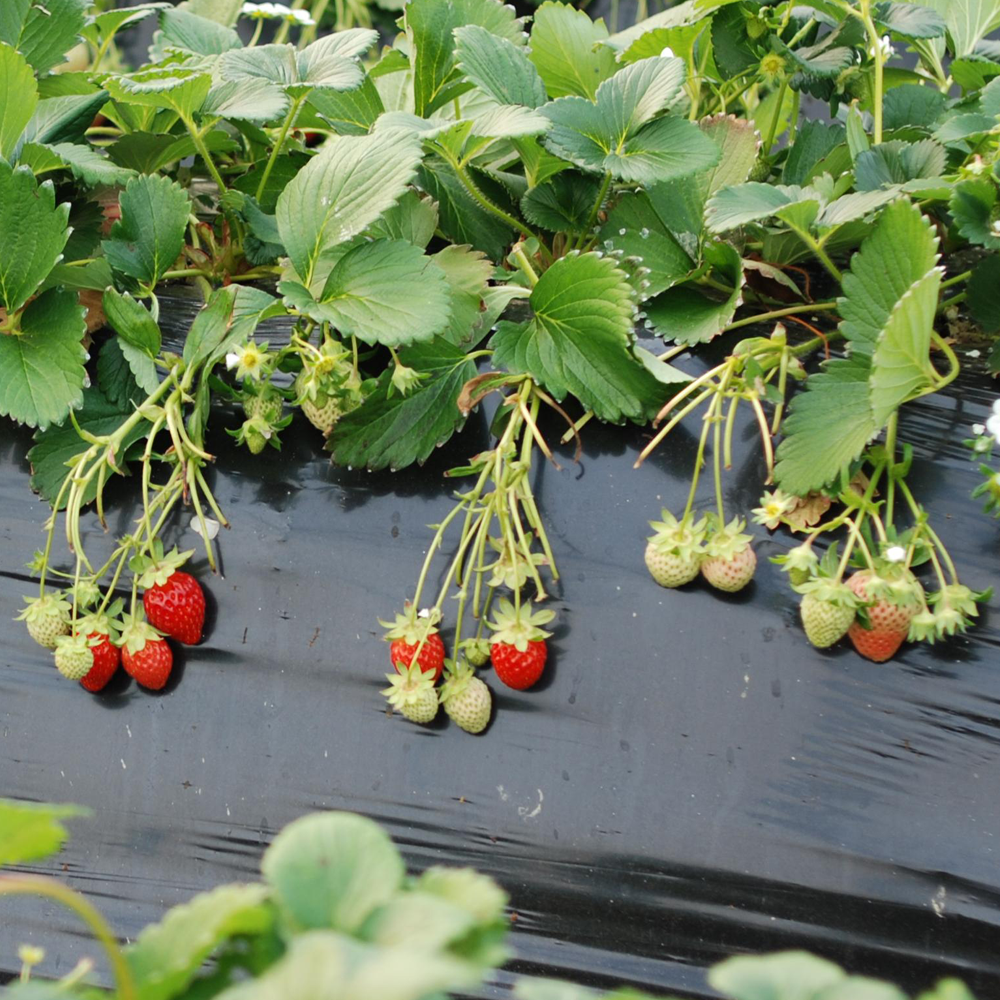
[774,200,940,494]
[0,43,38,161]
[599,190,694,299]
[365,190,438,249]
[275,131,423,287]
[96,335,158,408]
[202,79,290,124]
[407,0,525,116]
[308,75,385,135]
[0,288,86,430]
[706,181,822,232]
[22,92,109,147]
[0,799,87,867]
[491,251,663,422]
[29,378,152,507]
[645,241,744,345]
[102,174,191,289]
[105,68,213,119]
[950,178,1000,250]
[153,7,242,56]
[523,171,604,234]
[262,812,404,934]
[279,238,452,348]
[709,951,847,1000]
[455,24,548,108]
[332,337,479,470]
[874,1,946,38]
[838,197,940,356]
[968,253,1000,333]
[419,157,516,262]
[182,287,238,368]
[868,267,942,425]
[881,83,947,129]
[4,0,88,74]
[37,141,137,186]
[541,58,719,185]
[429,244,493,346]
[527,1,617,99]
[0,162,70,312]
[103,288,162,358]
[853,138,946,191]
[126,884,272,1000]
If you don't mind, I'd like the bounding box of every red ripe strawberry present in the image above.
[390,634,446,681]
[143,571,205,645]
[492,640,548,690]
[81,632,121,693]
[380,607,446,682]
[845,570,919,663]
[486,598,555,691]
[120,615,173,691]
[137,545,205,645]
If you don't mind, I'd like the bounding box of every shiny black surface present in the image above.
[2,328,999,997]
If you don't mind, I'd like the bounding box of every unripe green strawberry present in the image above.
[463,638,491,668]
[381,662,439,725]
[644,510,706,588]
[53,634,93,680]
[440,663,491,734]
[798,581,858,648]
[295,372,343,436]
[645,544,701,587]
[401,687,439,723]
[17,594,72,649]
[701,516,756,592]
[243,385,284,424]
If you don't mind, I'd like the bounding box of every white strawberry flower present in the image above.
[871,34,893,59]
[885,545,906,564]
[972,423,986,436]
[287,8,316,25]
[987,413,1000,443]
[992,399,1000,416]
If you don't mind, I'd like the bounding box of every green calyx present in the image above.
[76,599,125,642]
[119,612,163,655]
[379,606,442,644]
[647,510,707,559]
[486,597,554,652]
[793,578,859,609]
[486,536,547,591]
[439,660,476,704]
[462,638,492,668]
[17,592,72,624]
[853,567,923,608]
[132,540,193,589]
[704,516,753,560]
[772,543,819,583]
[380,661,438,711]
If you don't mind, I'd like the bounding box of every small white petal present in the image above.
[885,545,906,563]
[660,46,675,58]
[417,607,430,619]
[967,349,981,358]
[226,352,240,369]
[191,516,221,541]
[973,423,986,435]
[992,399,1000,416]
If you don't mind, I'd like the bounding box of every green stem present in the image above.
[256,93,307,201]
[575,172,611,251]
[791,226,843,283]
[859,0,884,144]
[884,411,898,527]
[439,148,537,242]
[763,77,789,157]
[723,300,838,334]
[0,877,136,1000]
[180,115,228,192]
[940,269,973,291]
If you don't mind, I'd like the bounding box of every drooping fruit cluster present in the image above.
[293,337,364,438]
[377,377,563,734]
[646,512,757,594]
[19,545,207,694]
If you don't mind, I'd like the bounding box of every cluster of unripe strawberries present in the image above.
[379,598,555,734]
[18,548,206,692]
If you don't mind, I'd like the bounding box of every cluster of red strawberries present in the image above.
[380,598,555,733]
[19,546,206,693]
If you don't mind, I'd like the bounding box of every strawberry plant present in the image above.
[0,797,982,1000]
[1,0,1000,708]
